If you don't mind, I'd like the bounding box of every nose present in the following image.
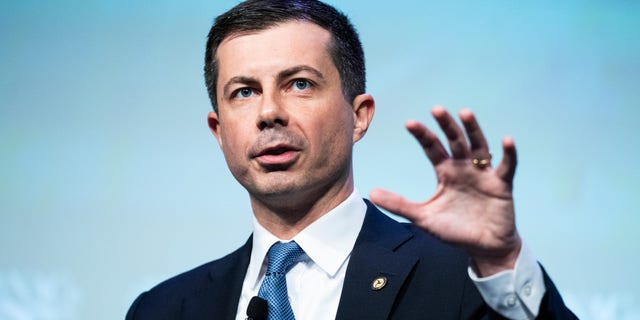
[257,94,289,130]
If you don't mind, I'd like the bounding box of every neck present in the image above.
[250,175,354,240]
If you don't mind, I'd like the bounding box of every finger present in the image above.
[369,188,422,221]
[406,120,449,166]
[432,106,470,159]
[495,136,517,183]
[459,109,489,155]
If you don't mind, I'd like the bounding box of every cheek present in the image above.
[218,124,247,161]
[220,133,250,181]
[330,106,355,140]
[313,114,354,154]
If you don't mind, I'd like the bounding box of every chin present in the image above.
[244,175,301,197]
[255,183,302,199]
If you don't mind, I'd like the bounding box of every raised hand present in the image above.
[369,106,521,276]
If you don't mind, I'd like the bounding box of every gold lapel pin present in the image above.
[371,276,387,290]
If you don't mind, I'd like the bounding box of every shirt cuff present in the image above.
[468,243,546,320]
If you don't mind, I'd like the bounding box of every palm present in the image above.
[370,107,521,274]
[418,160,514,251]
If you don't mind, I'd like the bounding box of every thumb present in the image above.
[369,188,421,221]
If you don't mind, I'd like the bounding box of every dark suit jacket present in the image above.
[126,200,576,319]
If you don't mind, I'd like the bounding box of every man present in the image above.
[127,0,576,319]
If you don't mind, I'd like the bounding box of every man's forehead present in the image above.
[215,21,333,76]
[217,20,332,56]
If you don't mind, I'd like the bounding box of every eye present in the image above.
[292,79,311,91]
[233,87,254,99]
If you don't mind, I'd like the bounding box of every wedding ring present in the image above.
[472,157,490,169]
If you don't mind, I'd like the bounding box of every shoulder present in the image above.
[401,222,470,265]
[126,239,252,320]
[361,199,470,266]
[347,201,487,318]
[359,200,473,289]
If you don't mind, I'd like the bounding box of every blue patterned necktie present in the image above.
[258,241,304,320]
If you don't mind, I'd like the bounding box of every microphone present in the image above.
[246,296,268,320]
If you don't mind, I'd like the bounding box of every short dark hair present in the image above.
[204,0,366,113]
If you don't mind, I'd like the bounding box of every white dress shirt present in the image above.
[235,190,545,320]
[469,244,546,320]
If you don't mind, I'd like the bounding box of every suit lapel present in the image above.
[177,201,419,319]
[336,200,419,320]
[182,236,253,320]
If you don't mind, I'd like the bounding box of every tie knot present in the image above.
[266,241,304,274]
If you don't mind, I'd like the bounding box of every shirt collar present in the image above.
[246,189,367,290]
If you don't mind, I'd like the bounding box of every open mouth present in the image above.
[253,144,300,169]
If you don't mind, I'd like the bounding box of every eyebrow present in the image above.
[221,65,326,98]
[277,65,325,83]
[222,76,260,98]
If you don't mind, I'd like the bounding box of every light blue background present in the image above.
[1,0,639,319]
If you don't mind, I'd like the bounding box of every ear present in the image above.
[207,111,223,146]
[352,93,375,143]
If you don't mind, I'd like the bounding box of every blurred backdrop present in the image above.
[1,0,639,319]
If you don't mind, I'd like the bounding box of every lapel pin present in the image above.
[371,276,387,290]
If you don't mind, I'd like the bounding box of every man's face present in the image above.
[208,21,371,205]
